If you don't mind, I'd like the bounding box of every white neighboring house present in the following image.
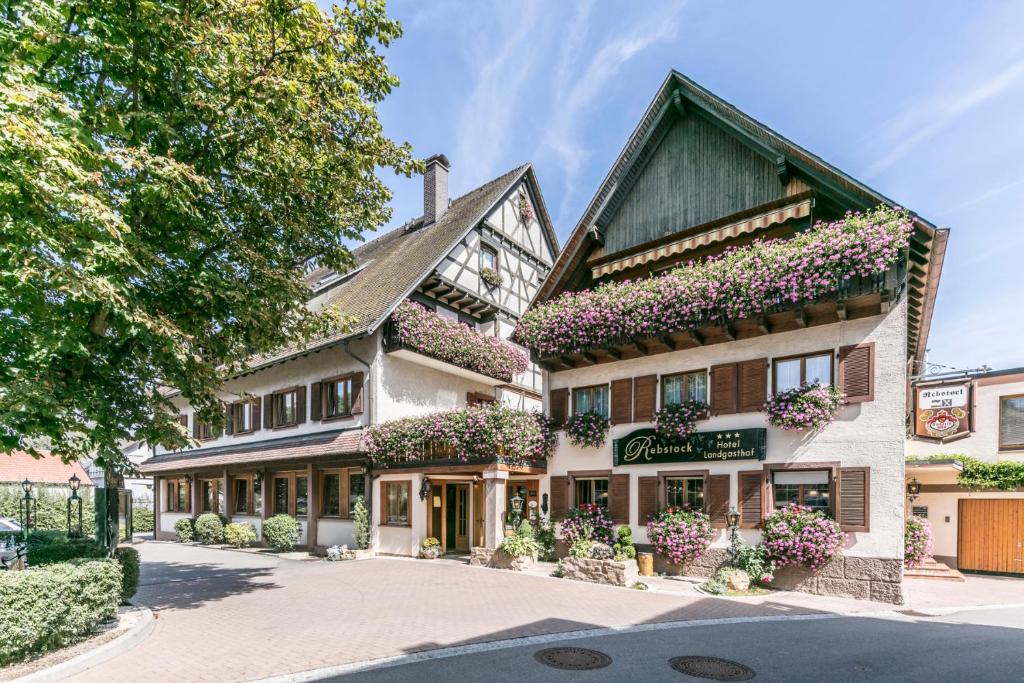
[906,367,1024,573]
[82,440,154,508]
[139,155,559,555]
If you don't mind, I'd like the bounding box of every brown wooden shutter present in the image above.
[838,343,874,403]
[637,476,658,525]
[837,467,870,532]
[608,473,630,524]
[549,388,568,428]
[710,363,738,415]
[263,395,274,429]
[351,372,365,414]
[707,474,730,528]
[192,415,200,439]
[296,386,307,424]
[610,378,633,425]
[633,375,658,422]
[738,471,764,528]
[310,382,322,421]
[224,403,234,435]
[252,398,261,431]
[549,476,568,518]
[737,358,768,413]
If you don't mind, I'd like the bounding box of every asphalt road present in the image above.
[339,606,1024,682]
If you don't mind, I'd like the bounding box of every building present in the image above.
[515,71,948,603]
[82,440,155,509]
[906,367,1024,574]
[140,156,560,554]
[0,450,94,498]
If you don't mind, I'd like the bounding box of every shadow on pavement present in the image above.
[136,560,278,612]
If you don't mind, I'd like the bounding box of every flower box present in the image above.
[558,557,639,587]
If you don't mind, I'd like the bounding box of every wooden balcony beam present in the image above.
[660,335,679,351]
[688,329,705,346]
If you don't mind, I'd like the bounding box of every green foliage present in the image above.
[353,496,370,550]
[193,513,224,544]
[27,535,103,566]
[906,454,1024,490]
[700,570,730,595]
[0,0,418,471]
[174,518,194,543]
[498,526,539,559]
[730,541,775,584]
[224,522,257,549]
[114,546,140,602]
[0,559,122,666]
[612,525,637,561]
[132,508,154,533]
[531,517,556,561]
[0,486,95,536]
[263,514,300,552]
[568,538,593,559]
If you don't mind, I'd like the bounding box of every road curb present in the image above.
[14,605,156,682]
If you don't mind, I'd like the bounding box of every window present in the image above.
[323,376,353,419]
[233,477,252,515]
[384,481,410,525]
[321,473,341,517]
[481,245,496,271]
[295,476,308,517]
[348,471,365,517]
[272,476,290,515]
[166,479,190,512]
[575,478,609,510]
[772,470,831,514]
[272,389,299,427]
[573,385,609,417]
[230,401,258,434]
[663,370,708,405]
[999,395,1024,450]
[200,479,219,513]
[175,414,188,428]
[774,352,833,393]
[665,477,704,509]
[197,421,217,441]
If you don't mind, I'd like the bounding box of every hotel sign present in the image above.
[612,428,766,466]
[915,383,971,440]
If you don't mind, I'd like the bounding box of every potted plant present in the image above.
[479,267,503,288]
[764,384,843,431]
[646,505,716,568]
[563,411,610,448]
[653,400,709,441]
[420,537,441,559]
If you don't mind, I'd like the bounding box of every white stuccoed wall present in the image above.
[543,299,908,560]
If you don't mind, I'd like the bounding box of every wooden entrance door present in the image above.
[473,481,485,547]
[958,499,1024,574]
[444,483,470,552]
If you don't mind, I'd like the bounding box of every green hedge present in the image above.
[174,517,194,542]
[0,486,95,536]
[0,559,122,666]
[194,513,224,544]
[24,533,139,602]
[133,507,154,533]
[263,514,300,552]
[224,522,257,548]
[114,547,140,601]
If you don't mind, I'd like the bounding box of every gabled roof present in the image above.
[535,70,948,363]
[0,450,93,486]
[247,163,558,373]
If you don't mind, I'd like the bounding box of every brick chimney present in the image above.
[423,154,450,225]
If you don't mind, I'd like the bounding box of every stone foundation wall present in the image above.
[559,557,639,587]
[469,547,494,566]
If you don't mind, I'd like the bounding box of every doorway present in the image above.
[445,483,470,552]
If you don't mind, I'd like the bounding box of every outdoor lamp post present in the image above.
[510,492,524,530]
[726,507,741,564]
[906,478,922,503]
[19,479,34,540]
[67,473,84,537]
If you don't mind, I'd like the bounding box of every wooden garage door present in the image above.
[958,499,1024,574]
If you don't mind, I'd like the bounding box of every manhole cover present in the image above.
[534,647,612,670]
[669,656,755,681]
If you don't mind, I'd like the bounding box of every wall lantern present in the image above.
[906,478,922,502]
[67,474,84,537]
[510,492,524,530]
[419,476,433,501]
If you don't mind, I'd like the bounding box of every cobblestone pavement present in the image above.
[72,543,901,682]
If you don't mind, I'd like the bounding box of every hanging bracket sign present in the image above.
[612,428,767,466]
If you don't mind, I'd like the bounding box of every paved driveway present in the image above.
[70,543,913,682]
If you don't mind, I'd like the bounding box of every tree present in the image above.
[0,0,418,472]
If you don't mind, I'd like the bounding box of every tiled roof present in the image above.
[0,450,94,486]
[246,164,532,372]
[137,428,364,474]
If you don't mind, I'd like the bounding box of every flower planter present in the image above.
[558,557,639,587]
[488,549,536,571]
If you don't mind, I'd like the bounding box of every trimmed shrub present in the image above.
[133,507,154,533]
[193,513,225,544]
[612,525,636,561]
[224,522,258,549]
[174,517,194,543]
[263,514,300,552]
[353,496,370,550]
[0,559,122,666]
[27,536,103,566]
[114,546,141,601]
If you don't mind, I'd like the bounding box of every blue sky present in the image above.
[343,0,1024,372]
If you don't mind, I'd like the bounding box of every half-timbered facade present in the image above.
[140,156,559,556]
[519,71,949,603]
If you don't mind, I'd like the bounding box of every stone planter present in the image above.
[558,556,639,587]
[328,547,374,561]
[487,548,536,571]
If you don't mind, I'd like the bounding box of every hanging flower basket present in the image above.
[564,411,610,448]
[513,206,912,358]
[653,400,709,441]
[760,505,845,569]
[518,193,534,223]
[764,384,843,431]
[479,267,503,288]
[646,506,716,566]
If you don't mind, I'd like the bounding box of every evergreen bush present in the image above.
[224,522,258,548]
[173,517,194,543]
[193,513,225,544]
[263,514,300,552]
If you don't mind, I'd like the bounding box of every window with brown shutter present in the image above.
[738,471,764,528]
[710,363,738,415]
[837,467,870,532]
[351,372,365,414]
[263,396,273,429]
[610,378,633,424]
[549,388,568,427]
[633,375,658,422]
[838,343,874,403]
[608,473,630,524]
[738,359,768,413]
[637,476,658,525]
[706,474,730,528]
[310,382,322,421]
[549,475,568,518]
